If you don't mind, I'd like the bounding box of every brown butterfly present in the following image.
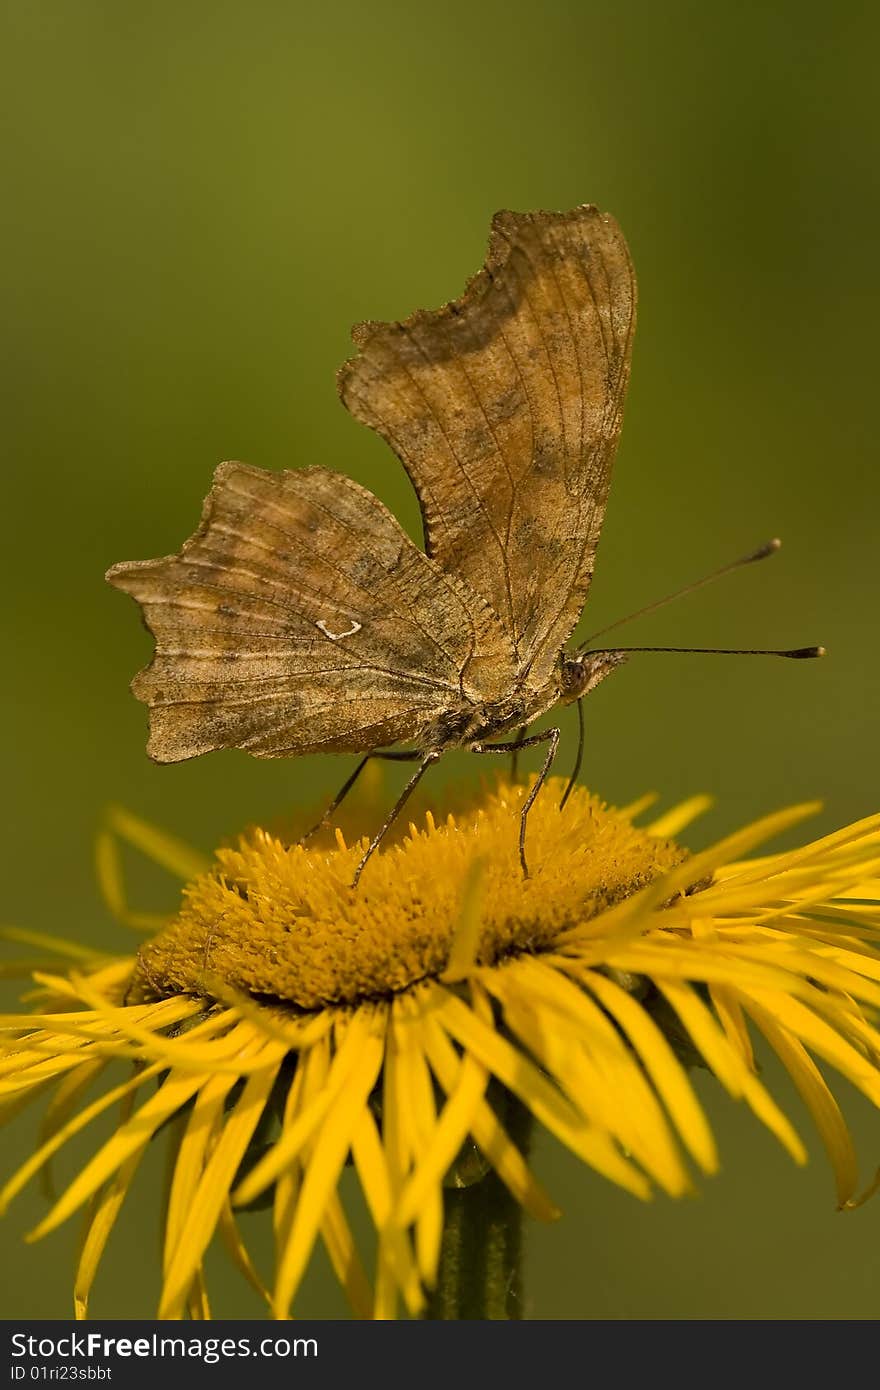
[107,206,820,884]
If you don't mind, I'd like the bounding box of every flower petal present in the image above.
[350,1108,424,1318]
[645,794,714,839]
[654,979,806,1163]
[580,968,718,1174]
[0,1060,169,1216]
[73,1090,142,1320]
[319,1193,373,1321]
[744,1005,859,1208]
[417,1012,558,1221]
[234,1013,375,1206]
[490,960,691,1196]
[431,984,651,1198]
[272,1014,385,1318]
[160,1045,281,1317]
[26,1067,214,1240]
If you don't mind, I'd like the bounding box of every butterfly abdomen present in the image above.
[422,705,493,750]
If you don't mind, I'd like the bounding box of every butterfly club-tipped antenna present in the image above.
[558,539,825,809]
[578,536,784,651]
[578,536,825,663]
[585,644,826,659]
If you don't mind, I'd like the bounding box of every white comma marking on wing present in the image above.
[315,618,363,641]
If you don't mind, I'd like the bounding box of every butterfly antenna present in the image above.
[578,538,783,650]
[586,645,826,658]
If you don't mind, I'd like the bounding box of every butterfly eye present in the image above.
[561,652,630,703]
[560,657,586,700]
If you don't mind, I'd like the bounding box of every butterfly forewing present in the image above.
[337,206,636,690]
[106,461,514,761]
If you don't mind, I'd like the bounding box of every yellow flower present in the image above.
[2,779,880,1320]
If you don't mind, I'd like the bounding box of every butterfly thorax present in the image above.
[418,649,629,751]
[419,697,531,750]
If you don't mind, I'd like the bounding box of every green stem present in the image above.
[424,1097,532,1320]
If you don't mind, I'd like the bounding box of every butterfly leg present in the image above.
[559,697,585,811]
[351,749,442,889]
[508,724,528,783]
[471,727,561,876]
[299,750,423,846]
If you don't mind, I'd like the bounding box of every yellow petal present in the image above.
[618,792,660,821]
[0,927,102,962]
[160,1047,281,1317]
[74,1091,141,1320]
[163,1071,238,1278]
[0,1059,168,1216]
[234,1013,374,1206]
[94,828,170,933]
[581,968,718,1174]
[0,1077,58,1127]
[395,1024,489,1227]
[645,794,714,839]
[218,1200,272,1309]
[350,1108,423,1318]
[745,1005,858,1208]
[419,1013,558,1221]
[68,979,273,1074]
[654,979,806,1163]
[272,1018,385,1318]
[186,1267,211,1320]
[431,984,651,1199]
[744,988,880,1106]
[200,980,333,1051]
[271,1048,313,1286]
[395,1014,443,1285]
[319,1193,373,1321]
[570,801,822,948]
[27,1067,211,1239]
[0,995,199,1040]
[491,960,691,1196]
[39,1059,107,1202]
[104,805,210,882]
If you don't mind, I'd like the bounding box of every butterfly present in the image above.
[108,205,816,885]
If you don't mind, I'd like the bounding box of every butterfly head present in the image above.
[559,650,629,706]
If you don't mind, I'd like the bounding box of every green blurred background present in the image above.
[2,0,879,1319]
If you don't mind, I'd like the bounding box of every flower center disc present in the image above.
[129,780,686,1011]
